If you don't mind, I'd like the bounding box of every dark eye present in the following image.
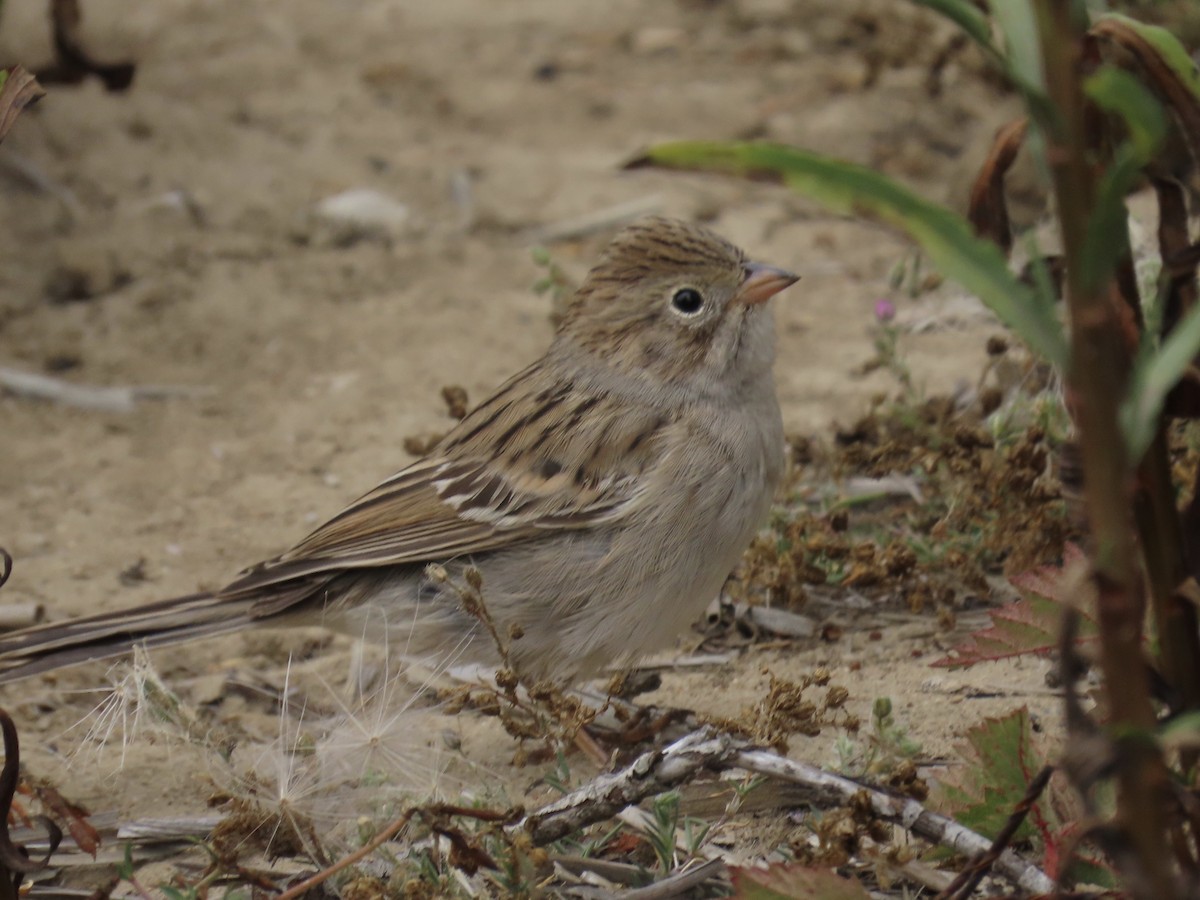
[670,287,705,316]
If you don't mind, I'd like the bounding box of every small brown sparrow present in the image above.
[0,218,797,683]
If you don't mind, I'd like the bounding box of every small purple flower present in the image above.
[874,298,896,323]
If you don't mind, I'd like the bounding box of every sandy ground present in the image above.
[0,0,1060,866]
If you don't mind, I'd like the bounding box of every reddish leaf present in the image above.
[604,831,642,855]
[933,544,1099,669]
[30,782,99,857]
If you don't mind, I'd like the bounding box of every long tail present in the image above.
[0,593,258,683]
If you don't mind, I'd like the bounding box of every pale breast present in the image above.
[528,387,784,678]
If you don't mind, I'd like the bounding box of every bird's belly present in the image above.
[321,406,782,683]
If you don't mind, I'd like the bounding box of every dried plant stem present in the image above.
[621,857,725,898]
[1033,1,1177,896]
[273,809,416,900]
[1136,431,1200,715]
[1143,177,1200,718]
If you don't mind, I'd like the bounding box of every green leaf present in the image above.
[117,842,135,880]
[937,709,1044,841]
[992,0,1044,94]
[731,865,870,900]
[934,705,1114,883]
[1122,298,1200,463]
[631,141,1068,368]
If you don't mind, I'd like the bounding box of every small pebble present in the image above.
[630,27,686,55]
[309,188,418,247]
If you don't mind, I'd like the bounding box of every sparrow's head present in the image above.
[557,217,798,390]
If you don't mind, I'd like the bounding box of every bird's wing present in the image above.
[220,365,674,598]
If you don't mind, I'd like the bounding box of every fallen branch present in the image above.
[730,743,1054,894]
[518,726,1055,895]
[520,729,732,845]
[622,858,726,898]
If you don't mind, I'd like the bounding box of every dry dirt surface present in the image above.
[0,0,1067,890]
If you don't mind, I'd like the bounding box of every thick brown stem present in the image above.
[1033,1,1178,895]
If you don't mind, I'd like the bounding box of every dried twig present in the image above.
[742,605,817,640]
[622,858,726,898]
[0,605,44,631]
[0,366,211,413]
[520,729,731,845]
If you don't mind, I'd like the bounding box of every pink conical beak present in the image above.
[737,262,799,306]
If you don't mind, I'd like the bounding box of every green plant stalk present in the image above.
[1033,1,1177,895]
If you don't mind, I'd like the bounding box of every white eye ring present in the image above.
[670,287,705,316]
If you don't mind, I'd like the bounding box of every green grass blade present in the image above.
[1122,299,1200,463]
[631,141,1068,368]
[991,0,1044,93]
